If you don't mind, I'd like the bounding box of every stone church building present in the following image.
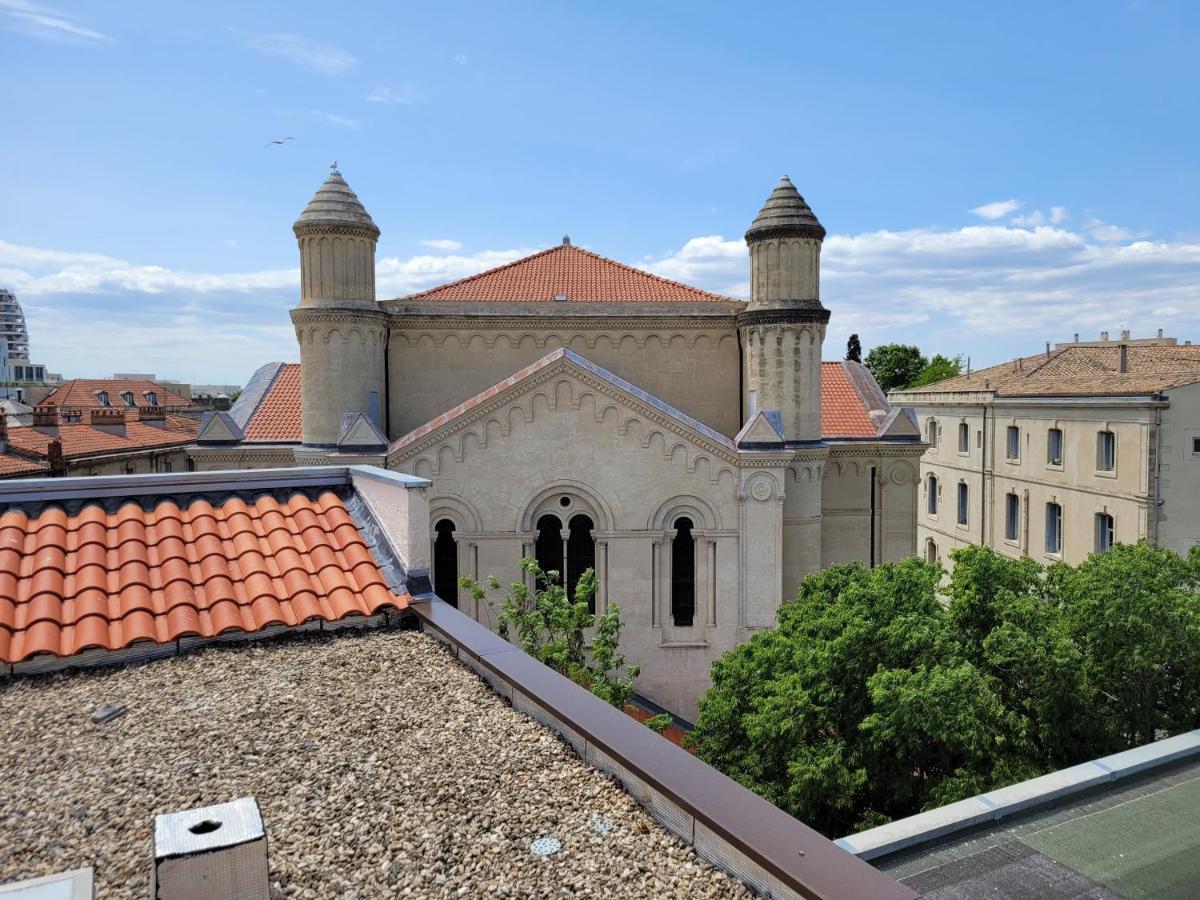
[193,169,925,717]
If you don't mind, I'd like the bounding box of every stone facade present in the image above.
[201,169,926,719]
[894,336,1200,569]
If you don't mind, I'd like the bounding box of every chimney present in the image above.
[1045,341,1051,357]
[1073,333,1080,343]
[32,405,59,430]
[139,405,166,427]
[89,407,126,435]
[1157,328,1164,339]
[47,439,65,476]
[1119,343,1128,373]
[1100,331,1109,342]
[1121,329,1131,341]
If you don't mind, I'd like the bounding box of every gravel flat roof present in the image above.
[0,627,751,898]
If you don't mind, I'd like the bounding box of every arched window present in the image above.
[534,514,563,589]
[145,391,158,406]
[120,391,135,408]
[926,419,939,447]
[927,474,939,515]
[566,514,596,611]
[671,517,695,627]
[433,519,458,606]
[958,422,969,453]
[95,391,110,407]
[925,538,938,564]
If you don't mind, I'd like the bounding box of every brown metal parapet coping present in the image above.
[410,598,917,900]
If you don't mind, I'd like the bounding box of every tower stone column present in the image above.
[290,167,388,447]
[738,176,829,441]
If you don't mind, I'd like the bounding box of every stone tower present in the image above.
[738,176,829,441]
[290,166,388,447]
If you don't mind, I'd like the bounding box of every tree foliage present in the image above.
[863,343,927,392]
[845,333,862,363]
[689,543,1200,837]
[912,353,964,388]
[460,557,639,709]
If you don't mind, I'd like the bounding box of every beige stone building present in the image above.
[892,334,1200,569]
[194,169,925,718]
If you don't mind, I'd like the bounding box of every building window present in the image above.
[96,391,110,407]
[145,391,158,406]
[927,474,939,515]
[1006,426,1020,461]
[186,458,196,472]
[566,514,596,611]
[958,422,969,453]
[957,482,969,525]
[1192,436,1200,457]
[433,519,458,607]
[1097,430,1116,472]
[120,391,135,408]
[1047,428,1063,466]
[671,517,695,627]
[1005,493,1020,541]
[534,514,563,589]
[122,462,136,475]
[926,419,939,447]
[748,389,758,418]
[162,460,173,473]
[1095,513,1114,553]
[1045,502,1063,554]
[925,538,938,564]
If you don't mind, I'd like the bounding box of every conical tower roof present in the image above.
[745,176,825,243]
[294,166,380,237]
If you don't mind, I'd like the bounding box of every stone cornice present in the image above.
[737,306,831,327]
[384,313,741,329]
[825,443,927,458]
[745,223,826,243]
[293,223,380,241]
[290,306,390,326]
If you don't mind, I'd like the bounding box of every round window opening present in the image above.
[559,496,571,508]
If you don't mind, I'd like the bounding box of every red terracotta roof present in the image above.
[244,364,302,441]
[5,419,198,460]
[41,379,196,411]
[900,343,1200,397]
[401,244,735,303]
[0,456,47,479]
[0,488,409,664]
[821,362,880,438]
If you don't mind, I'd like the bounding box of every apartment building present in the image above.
[892,333,1200,567]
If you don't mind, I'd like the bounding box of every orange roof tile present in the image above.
[821,362,880,438]
[0,455,47,478]
[0,488,409,663]
[41,379,196,411]
[400,244,736,303]
[5,419,198,460]
[901,343,1200,398]
[244,364,302,441]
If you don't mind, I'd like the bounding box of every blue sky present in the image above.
[1,1,1198,384]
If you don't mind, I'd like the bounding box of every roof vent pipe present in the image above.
[154,797,269,900]
[1045,341,1051,357]
[1074,333,1080,342]
[1119,343,1128,373]
[1157,328,1164,339]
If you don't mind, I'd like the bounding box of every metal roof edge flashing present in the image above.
[839,728,1200,863]
[0,466,356,506]
[409,598,917,900]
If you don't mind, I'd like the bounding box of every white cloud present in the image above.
[366,84,427,105]
[309,110,361,129]
[1085,217,1141,242]
[0,0,110,43]
[1010,210,1045,227]
[970,199,1022,220]
[1050,206,1069,224]
[420,239,463,251]
[246,33,357,75]
[639,222,1200,352]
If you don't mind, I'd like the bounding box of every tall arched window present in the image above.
[925,538,938,564]
[567,514,596,611]
[433,519,458,607]
[671,517,695,627]
[927,474,939,515]
[534,514,563,588]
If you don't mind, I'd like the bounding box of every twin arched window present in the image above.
[433,519,458,607]
[535,513,596,611]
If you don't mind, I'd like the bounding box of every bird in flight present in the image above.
[265,136,295,148]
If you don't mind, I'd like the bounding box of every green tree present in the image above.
[912,354,963,387]
[690,543,1200,837]
[864,343,927,392]
[460,558,639,709]
[846,333,862,363]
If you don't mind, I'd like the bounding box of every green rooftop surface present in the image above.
[875,758,1200,899]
